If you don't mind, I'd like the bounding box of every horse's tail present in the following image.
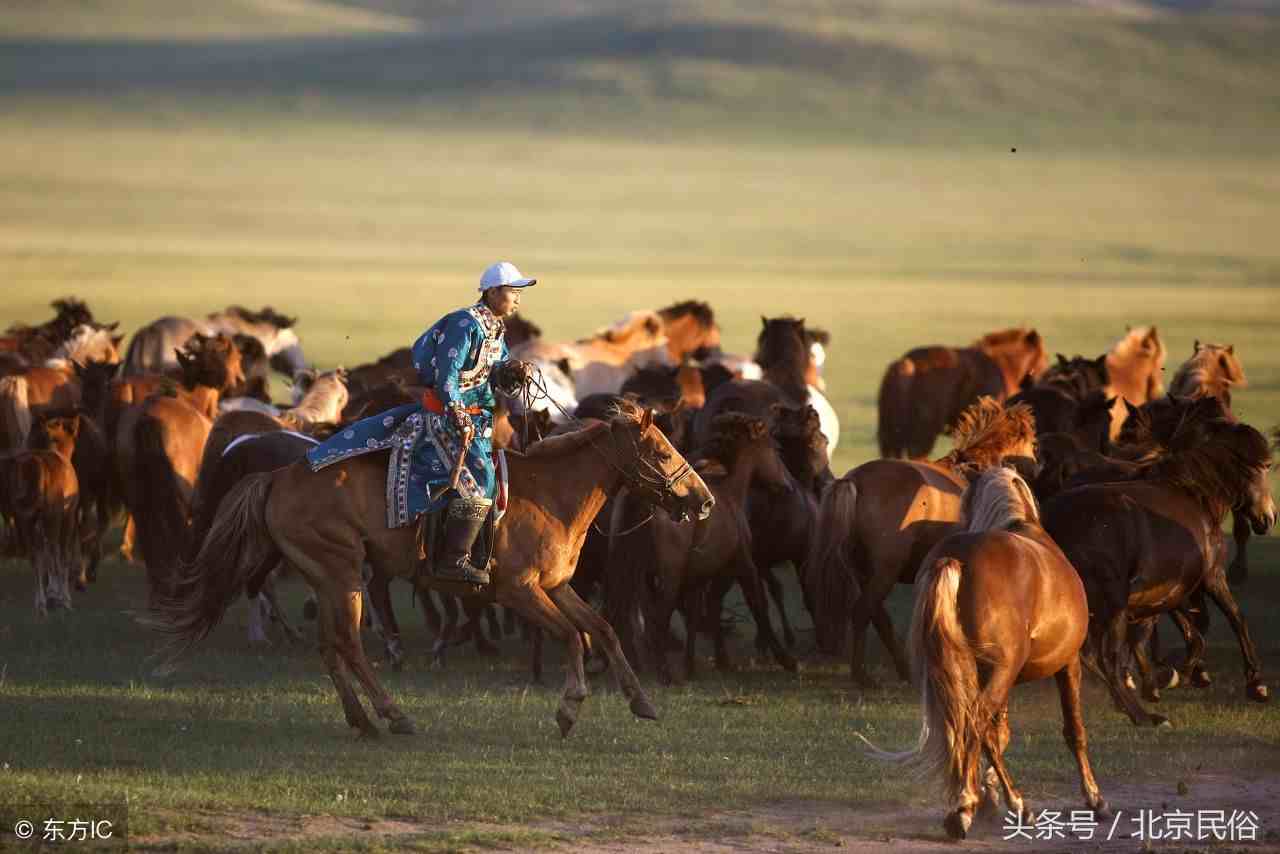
[0,375,31,453]
[603,487,656,672]
[131,412,191,594]
[144,471,279,668]
[877,358,915,458]
[861,557,979,803]
[806,476,859,653]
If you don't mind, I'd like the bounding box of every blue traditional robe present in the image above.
[307,302,509,528]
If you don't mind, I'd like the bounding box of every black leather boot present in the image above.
[433,498,492,585]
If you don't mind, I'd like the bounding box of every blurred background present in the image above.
[3,0,1278,471]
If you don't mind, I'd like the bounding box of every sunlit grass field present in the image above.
[1,0,1279,848]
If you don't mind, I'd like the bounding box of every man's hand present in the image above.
[448,402,472,435]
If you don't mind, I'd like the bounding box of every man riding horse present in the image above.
[307,261,535,586]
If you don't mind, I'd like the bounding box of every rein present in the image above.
[512,364,695,532]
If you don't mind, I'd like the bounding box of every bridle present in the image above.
[511,362,701,525]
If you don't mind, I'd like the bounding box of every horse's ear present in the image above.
[1124,398,1141,418]
[640,407,655,431]
[1226,344,1234,355]
[1026,329,1040,345]
[1194,339,1202,352]
[174,347,191,366]
[111,334,125,350]
[760,316,768,328]
[1056,353,1067,366]
[67,413,81,439]
[1019,373,1034,391]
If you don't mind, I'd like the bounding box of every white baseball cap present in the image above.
[479,261,537,291]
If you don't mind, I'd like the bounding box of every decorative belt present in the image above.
[421,388,484,416]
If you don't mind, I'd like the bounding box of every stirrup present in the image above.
[434,557,490,587]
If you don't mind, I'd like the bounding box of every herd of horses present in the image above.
[0,297,1274,839]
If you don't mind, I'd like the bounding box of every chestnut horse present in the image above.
[864,467,1107,839]
[0,412,82,616]
[1104,325,1166,440]
[150,403,713,737]
[1042,399,1275,727]
[877,327,1046,459]
[809,398,1038,686]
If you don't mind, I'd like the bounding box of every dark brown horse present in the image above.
[2,298,96,363]
[809,398,1038,686]
[0,412,82,616]
[877,327,1046,459]
[610,414,797,682]
[864,467,1107,839]
[149,402,713,737]
[1042,400,1275,726]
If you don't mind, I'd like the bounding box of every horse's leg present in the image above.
[528,623,545,684]
[761,565,796,649]
[502,606,517,637]
[247,592,270,644]
[314,588,379,737]
[1101,609,1167,727]
[1227,509,1251,586]
[547,583,658,723]
[735,552,797,673]
[120,514,137,563]
[1055,655,1109,816]
[646,587,681,685]
[464,599,499,657]
[870,602,911,683]
[483,604,502,643]
[417,586,443,643]
[968,671,1021,837]
[1201,572,1268,703]
[848,570,898,687]
[261,570,304,645]
[1127,618,1161,702]
[977,705,1012,822]
[498,584,589,737]
[1168,607,1210,688]
[330,587,417,736]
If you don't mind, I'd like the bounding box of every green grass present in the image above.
[1,1,1279,847]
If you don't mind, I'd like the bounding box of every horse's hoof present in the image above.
[943,810,971,840]
[1247,681,1269,703]
[388,716,417,736]
[555,709,575,738]
[1158,667,1180,691]
[1092,799,1112,821]
[1142,688,1161,704]
[779,655,799,673]
[1152,714,1173,729]
[630,695,659,721]
[356,723,381,740]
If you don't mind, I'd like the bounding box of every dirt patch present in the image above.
[133,772,1280,852]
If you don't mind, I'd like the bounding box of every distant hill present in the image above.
[2,0,1278,151]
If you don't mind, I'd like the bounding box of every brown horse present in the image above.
[810,398,1038,686]
[877,327,1045,459]
[0,412,82,615]
[149,402,713,737]
[1042,400,1275,727]
[123,306,305,379]
[1,299,97,364]
[864,467,1107,839]
[610,413,797,682]
[114,335,244,592]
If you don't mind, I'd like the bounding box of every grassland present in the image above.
[1,0,1278,848]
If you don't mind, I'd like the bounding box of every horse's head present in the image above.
[755,316,808,369]
[945,398,1038,470]
[611,402,714,523]
[1212,419,1274,535]
[705,413,793,496]
[177,333,245,393]
[771,403,828,486]
[1192,341,1248,389]
[31,410,81,459]
[657,301,719,361]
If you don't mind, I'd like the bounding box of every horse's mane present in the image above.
[658,300,715,330]
[961,467,1040,532]
[939,398,1036,469]
[46,324,120,367]
[520,420,610,459]
[1169,342,1246,401]
[699,413,771,467]
[1143,410,1271,511]
[222,305,298,329]
[974,327,1035,353]
[1109,325,1164,361]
